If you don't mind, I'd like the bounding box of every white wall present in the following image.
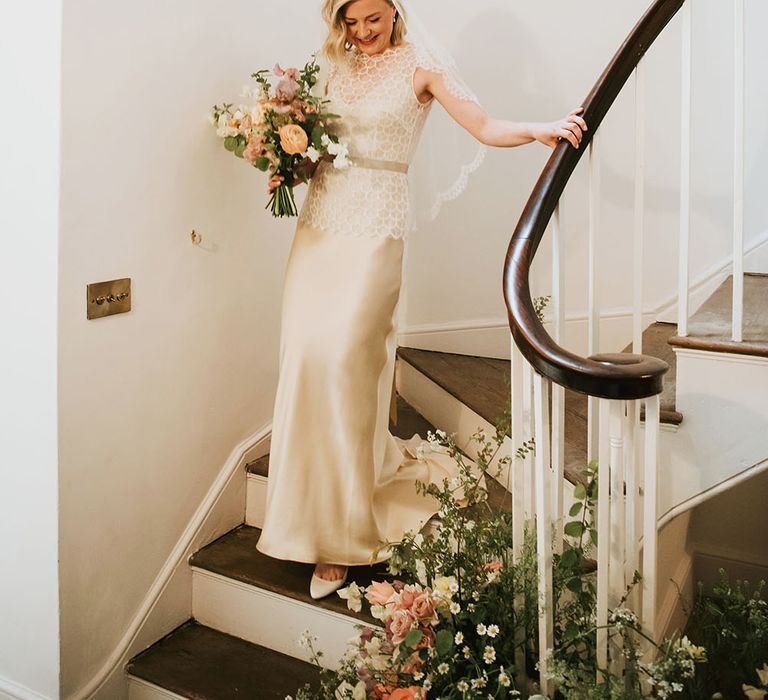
[0,2,62,699]
[57,1,324,696]
[402,0,768,355]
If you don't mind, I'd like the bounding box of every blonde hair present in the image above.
[320,0,407,64]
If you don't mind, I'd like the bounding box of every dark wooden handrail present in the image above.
[503,0,684,400]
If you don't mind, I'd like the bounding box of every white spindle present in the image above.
[596,399,611,677]
[588,137,601,461]
[624,401,641,592]
[609,401,626,604]
[678,1,692,337]
[533,373,554,696]
[642,395,661,652]
[509,341,528,682]
[551,205,566,549]
[522,359,535,521]
[510,341,526,560]
[733,0,745,342]
[633,61,646,354]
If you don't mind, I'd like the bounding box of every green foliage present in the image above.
[678,571,768,698]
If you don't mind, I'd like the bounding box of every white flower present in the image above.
[454,631,464,644]
[450,601,461,614]
[422,679,432,690]
[457,681,469,692]
[498,669,511,687]
[415,558,428,585]
[298,629,316,650]
[483,645,496,664]
[306,146,320,163]
[467,603,476,612]
[321,133,331,147]
[476,623,487,636]
[465,520,475,531]
[370,604,388,621]
[758,662,768,686]
[413,671,424,681]
[462,645,471,659]
[207,112,217,126]
[471,677,487,689]
[337,582,363,613]
[487,624,499,638]
[352,682,366,700]
[449,579,460,594]
[437,662,449,674]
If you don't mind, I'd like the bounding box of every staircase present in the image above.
[124,269,767,697]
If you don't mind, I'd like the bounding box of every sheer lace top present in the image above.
[298,42,435,241]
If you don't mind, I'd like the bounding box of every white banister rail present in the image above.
[732,0,745,342]
[588,136,601,462]
[551,205,566,552]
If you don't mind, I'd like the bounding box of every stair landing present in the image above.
[670,273,768,357]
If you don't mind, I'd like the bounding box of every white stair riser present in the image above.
[659,348,768,521]
[245,474,267,529]
[191,568,378,670]
[127,677,187,700]
[395,358,578,521]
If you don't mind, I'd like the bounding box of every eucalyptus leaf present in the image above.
[224,136,237,152]
[404,629,423,649]
[564,521,585,538]
[254,157,270,172]
[436,629,453,656]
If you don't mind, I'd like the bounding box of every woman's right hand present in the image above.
[532,107,588,149]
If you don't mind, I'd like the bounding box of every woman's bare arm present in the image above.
[415,67,588,149]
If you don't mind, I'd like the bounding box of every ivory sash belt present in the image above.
[349,156,409,174]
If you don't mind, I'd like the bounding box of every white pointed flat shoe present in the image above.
[309,566,348,600]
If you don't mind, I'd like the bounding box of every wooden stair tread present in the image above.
[126,619,321,699]
[670,273,768,357]
[397,347,591,484]
[189,524,388,625]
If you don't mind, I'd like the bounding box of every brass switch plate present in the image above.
[87,278,131,320]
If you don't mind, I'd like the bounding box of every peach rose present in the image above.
[367,581,396,606]
[396,588,418,611]
[388,609,416,646]
[386,688,427,700]
[278,124,308,155]
[411,591,438,625]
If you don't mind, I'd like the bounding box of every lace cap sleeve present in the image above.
[411,43,481,106]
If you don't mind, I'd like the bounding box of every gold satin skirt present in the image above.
[255,222,462,566]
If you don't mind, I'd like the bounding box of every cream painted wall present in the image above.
[0,2,62,699]
[402,0,768,354]
[57,2,324,697]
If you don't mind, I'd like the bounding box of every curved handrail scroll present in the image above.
[503,0,685,400]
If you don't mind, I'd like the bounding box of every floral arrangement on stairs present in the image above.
[286,400,753,700]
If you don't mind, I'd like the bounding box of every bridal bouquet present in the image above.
[210,56,351,218]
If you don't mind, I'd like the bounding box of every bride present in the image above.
[255,0,587,599]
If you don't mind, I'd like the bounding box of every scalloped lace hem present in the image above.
[297,217,408,242]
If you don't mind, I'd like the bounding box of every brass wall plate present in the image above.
[87,278,131,320]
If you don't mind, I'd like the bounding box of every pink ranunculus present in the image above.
[242,137,265,166]
[396,587,419,612]
[411,591,438,625]
[366,581,396,606]
[273,62,285,76]
[275,78,299,103]
[415,626,436,649]
[388,609,416,646]
[284,67,299,81]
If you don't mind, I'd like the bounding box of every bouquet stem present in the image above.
[266,184,298,218]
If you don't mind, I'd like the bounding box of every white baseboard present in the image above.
[0,677,52,700]
[69,425,273,700]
